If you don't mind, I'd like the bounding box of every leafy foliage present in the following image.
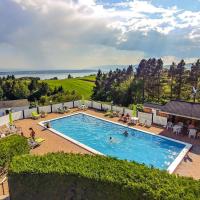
[0,135,29,168]
[9,153,200,200]
[92,58,200,106]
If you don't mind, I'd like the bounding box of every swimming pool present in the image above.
[40,113,191,173]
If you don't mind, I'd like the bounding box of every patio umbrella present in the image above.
[9,111,14,126]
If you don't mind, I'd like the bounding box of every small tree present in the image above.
[0,86,3,100]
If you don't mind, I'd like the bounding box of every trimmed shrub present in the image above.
[8,153,200,200]
[0,135,29,168]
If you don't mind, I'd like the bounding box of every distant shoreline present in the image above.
[0,69,97,75]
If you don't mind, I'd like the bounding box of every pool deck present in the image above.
[13,108,200,179]
[1,108,200,196]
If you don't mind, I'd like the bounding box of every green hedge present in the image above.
[8,153,200,200]
[0,134,29,168]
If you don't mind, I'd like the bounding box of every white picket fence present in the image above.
[138,111,153,124]
[0,100,167,127]
[153,115,168,126]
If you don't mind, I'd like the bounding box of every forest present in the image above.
[92,58,200,106]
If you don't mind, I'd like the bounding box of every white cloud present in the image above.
[0,0,199,69]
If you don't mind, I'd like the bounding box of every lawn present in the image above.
[43,75,95,99]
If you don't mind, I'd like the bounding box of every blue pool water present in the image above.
[50,113,186,170]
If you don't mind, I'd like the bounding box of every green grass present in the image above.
[43,75,95,99]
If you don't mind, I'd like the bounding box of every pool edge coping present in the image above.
[38,111,192,174]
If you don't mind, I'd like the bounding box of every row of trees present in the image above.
[0,76,80,105]
[92,58,200,106]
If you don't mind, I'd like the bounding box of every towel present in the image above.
[35,138,45,143]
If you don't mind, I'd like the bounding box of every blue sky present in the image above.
[0,0,199,70]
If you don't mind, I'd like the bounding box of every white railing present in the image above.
[38,105,51,113]
[52,103,62,113]
[24,108,37,118]
[12,111,23,120]
[153,115,168,126]
[0,115,9,126]
[138,111,153,123]
[0,100,167,127]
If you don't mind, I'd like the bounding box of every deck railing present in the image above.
[0,100,167,127]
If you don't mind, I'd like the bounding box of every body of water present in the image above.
[0,70,98,80]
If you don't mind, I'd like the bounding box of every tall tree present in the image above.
[190,59,200,102]
[168,62,176,99]
[175,59,185,99]
[136,59,147,102]
[156,58,163,101]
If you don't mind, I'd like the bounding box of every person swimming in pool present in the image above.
[123,131,128,137]
[109,136,118,143]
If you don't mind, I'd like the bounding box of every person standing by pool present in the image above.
[29,127,36,141]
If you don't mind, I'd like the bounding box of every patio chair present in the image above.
[139,118,146,126]
[178,122,184,127]
[188,129,197,138]
[166,121,173,130]
[31,111,41,120]
[63,106,70,113]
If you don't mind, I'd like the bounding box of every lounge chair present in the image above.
[0,125,10,136]
[78,104,88,111]
[31,111,41,120]
[28,139,40,149]
[57,107,65,114]
[139,118,146,126]
[145,120,152,128]
[104,110,112,117]
[35,137,45,143]
[63,106,70,113]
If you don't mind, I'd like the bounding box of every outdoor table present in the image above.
[172,125,182,134]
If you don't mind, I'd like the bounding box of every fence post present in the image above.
[37,106,39,114]
[152,113,154,124]
[91,101,93,108]
[50,104,53,113]
[73,101,75,108]
[101,104,102,111]
[23,110,25,119]
[123,108,125,114]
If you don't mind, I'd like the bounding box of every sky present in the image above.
[0,0,200,70]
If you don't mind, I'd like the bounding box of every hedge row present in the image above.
[0,134,29,168]
[8,153,200,200]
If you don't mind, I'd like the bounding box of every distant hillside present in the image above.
[43,75,95,99]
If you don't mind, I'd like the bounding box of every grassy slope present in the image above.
[43,75,95,99]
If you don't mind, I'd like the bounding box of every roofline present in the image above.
[161,111,200,121]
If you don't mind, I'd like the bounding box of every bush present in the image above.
[0,135,29,168]
[8,153,200,200]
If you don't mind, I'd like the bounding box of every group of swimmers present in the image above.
[109,130,129,143]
